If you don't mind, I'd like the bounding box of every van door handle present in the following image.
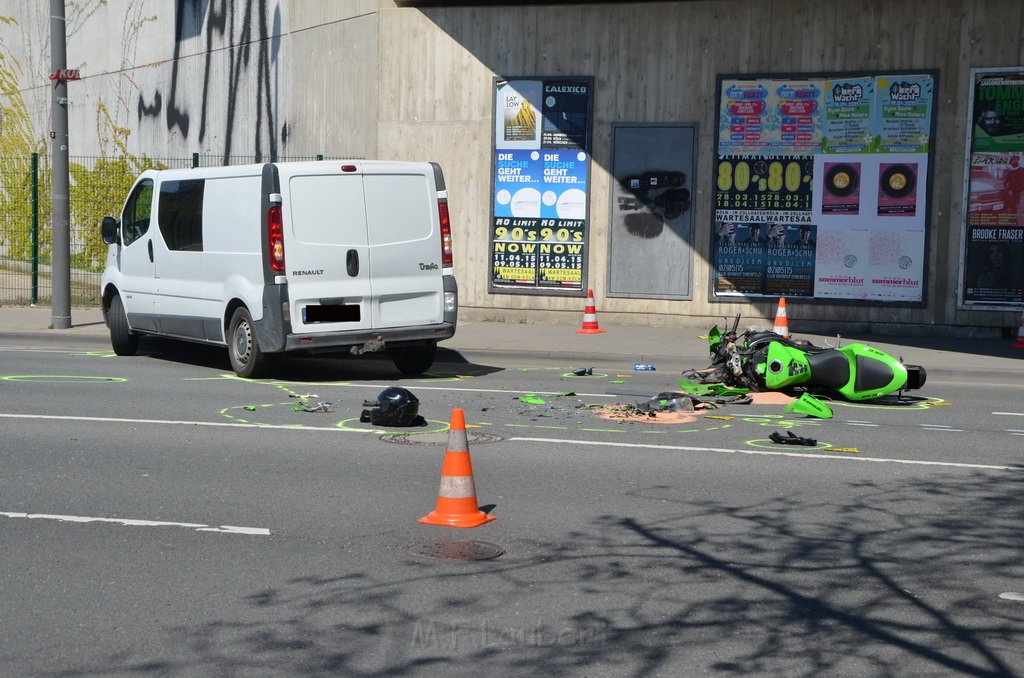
[346,249,359,277]
[148,240,153,263]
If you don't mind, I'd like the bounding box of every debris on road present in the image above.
[293,401,335,413]
[769,430,818,446]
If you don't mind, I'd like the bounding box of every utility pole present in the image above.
[49,0,71,329]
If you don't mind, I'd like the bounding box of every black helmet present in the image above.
[360,387,421,426]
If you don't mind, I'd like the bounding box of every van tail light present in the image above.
[439,200,452,267]
[268,205,285,272]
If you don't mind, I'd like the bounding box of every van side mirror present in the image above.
[101,216,120,245]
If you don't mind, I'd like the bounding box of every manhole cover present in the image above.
[406,539,505,561]
[382,432,503,446]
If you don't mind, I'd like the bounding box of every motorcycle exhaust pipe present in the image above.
[905,364,927,390]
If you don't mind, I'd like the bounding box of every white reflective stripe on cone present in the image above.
[439,475,477,499]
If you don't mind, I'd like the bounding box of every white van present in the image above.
[100,160,457,377]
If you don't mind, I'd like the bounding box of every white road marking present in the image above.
[510,437,1023,472]
[0,347,86,353]
[318,382,619,398]
[0,412,354,433]
[846,422,879,427]
[994,412,1024,416]
[0,511,269,535]
[999,592,1024,602]
[920,425,963,432]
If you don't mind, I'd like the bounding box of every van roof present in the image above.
[148,160,437,183]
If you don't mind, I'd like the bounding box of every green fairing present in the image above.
[763,342,813,390]
[785,393,834,419]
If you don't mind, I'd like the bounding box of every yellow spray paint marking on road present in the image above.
[335,418,450,435]
[415,371,490,382]
[830,396,945,411]
[707,413,824,430]
[824,447,860,453]
[187,374,284,383]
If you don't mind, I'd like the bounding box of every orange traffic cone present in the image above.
[419,408,496,528]
[773,297,790,338]
[1012,310,1024,350]
[576,288,606,334]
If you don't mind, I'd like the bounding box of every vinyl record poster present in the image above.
[490,77,594,294]
[961,68,1024,307]
[714,72,935,303]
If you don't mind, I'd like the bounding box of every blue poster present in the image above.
[494,149,589,220]
[873,75,933,152]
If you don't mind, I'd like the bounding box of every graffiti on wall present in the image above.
[135,0,284,162]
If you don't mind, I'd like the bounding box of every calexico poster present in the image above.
[961,68,1024,307]
[713,72,935,303]
[489,77,593,294]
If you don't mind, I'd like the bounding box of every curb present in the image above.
[0,331,112,347]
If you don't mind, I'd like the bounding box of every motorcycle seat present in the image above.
[854,354,896,392]
[805,350,851,389]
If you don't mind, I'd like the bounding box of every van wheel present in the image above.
[228,307,271,378]
[389,344,437,375]
[108,295,139,356]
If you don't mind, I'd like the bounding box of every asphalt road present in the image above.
[1,337,1023,677]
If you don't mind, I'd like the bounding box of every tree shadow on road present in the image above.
[53,470,1024,677]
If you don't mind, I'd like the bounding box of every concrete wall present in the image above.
[0,1,381,161]
[2,0,1022,335]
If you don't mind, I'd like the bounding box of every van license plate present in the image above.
[303,304,360,324]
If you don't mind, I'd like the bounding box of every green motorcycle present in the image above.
[695,315,927,402]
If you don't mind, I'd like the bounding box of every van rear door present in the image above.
[363,168,445,329]
[282,169,372,335]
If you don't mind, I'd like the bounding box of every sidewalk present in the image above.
[0,304,1021,380]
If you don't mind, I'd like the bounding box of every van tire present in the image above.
[390,343,436,375]
[108,295,139,356]
[228,307,271,378]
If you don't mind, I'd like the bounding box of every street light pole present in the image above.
[49,0,71,329]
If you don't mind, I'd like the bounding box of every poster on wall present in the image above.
[489,77,594,295]
[961,68,1024,308]
[607,124,696,300]
[712,72,936,304]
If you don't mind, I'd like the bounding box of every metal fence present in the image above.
[0,153,333,306]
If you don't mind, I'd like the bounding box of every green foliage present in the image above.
[69,155,167,271]
[0,16,46,263]
[0,157,45,261]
